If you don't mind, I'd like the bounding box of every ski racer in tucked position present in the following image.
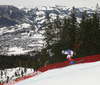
[62,50,75,65]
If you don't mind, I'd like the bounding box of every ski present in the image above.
[67,59,84,66]
[59,59,84,70]
[74,59,84,64]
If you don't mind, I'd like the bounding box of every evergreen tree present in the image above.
[69,7,77,50]
[21,70,24,77]
[24,68,27,73]
[91,12,100,54]
[50,14,65,62]
[77,11,89,57]
[39,48,50,67]
[54,14,62,42]
[1,71,3,78]
[43,13,55,50]
[15,72,18,76]
[61,17,71,49]
[78,10,100,57]
[7,76,9,82]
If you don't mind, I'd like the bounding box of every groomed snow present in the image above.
[14,61,100,85]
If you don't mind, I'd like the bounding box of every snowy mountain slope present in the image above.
[0,23,44,55]
[0,5,97,55]
[14,61,100,85]
[0,5,28,27]
[26,5,94,29]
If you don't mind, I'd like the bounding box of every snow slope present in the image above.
[14,61,100,85]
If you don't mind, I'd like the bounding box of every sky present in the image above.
[0,0,100,8]
[14,61,100,85]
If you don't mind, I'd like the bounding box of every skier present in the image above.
[62,50,75,65]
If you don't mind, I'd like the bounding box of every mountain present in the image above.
[0,5,28,27]
[26,5,94,29]
[0,5,96,55]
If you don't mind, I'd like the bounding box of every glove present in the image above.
[74,52,76,55]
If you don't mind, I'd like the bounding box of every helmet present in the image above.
[62,50,65,54]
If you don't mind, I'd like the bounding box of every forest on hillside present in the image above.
[0,7,100,71]
[40,7,100,67]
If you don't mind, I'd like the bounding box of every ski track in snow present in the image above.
[15,61,100,85]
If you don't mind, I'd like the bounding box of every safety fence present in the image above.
[37,54,100,72]
[1,54,100,85]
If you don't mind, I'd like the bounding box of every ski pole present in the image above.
[74,42,82,50]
